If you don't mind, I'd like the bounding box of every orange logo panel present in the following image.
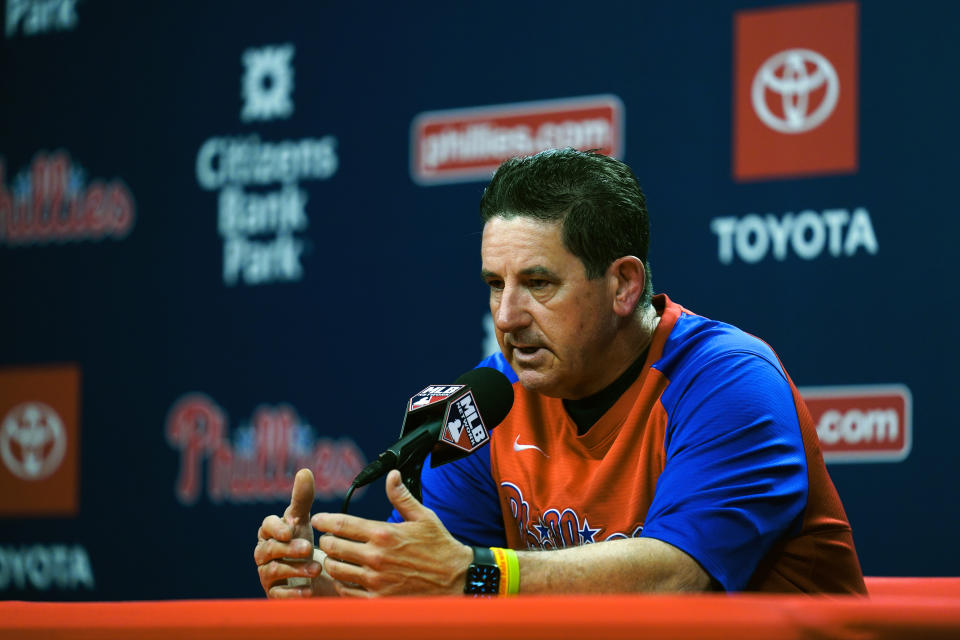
[734,1,859,181]
[0,364,81,516]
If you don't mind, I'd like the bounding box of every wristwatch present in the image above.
[464,546,500,595]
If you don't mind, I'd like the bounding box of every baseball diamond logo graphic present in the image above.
[0,402,67,480]
[751,49,839,134]
[241,44,295,122]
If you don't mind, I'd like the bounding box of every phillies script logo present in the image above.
[411,95,623,185]
[165,393,367,505]
[801,384,912,463]
[0,152,135,246]
[501,482,643,551]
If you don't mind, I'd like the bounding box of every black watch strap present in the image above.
[464,546,500,595]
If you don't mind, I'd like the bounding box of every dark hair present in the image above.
[480,148,653,307]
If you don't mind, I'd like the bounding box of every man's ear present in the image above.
[609,256,645,317]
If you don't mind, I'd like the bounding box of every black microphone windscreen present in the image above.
[454,366,515,428]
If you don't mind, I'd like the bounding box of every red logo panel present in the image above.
[0,364,81,515]
[800,384,911,463]
[733,1,859,181]
[411,95,623,185]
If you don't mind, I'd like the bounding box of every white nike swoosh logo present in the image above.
[513,435,549,457]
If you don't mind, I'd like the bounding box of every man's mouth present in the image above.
[506,336,546,359]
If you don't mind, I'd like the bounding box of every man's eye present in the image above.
[528,279,550,289]
[487,280,504,291]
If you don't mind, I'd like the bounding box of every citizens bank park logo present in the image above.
[0,153,135,247]
[733,1,858,181]
[241,43,294,123]
[411,95,624,185]
[165,393,366,505]
[195,43,339,287]
[801,384,912,463]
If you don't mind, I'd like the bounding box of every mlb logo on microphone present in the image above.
[442,392,489,453]
[733,1,859,181]
[408,385,463,412]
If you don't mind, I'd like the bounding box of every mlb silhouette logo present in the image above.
[733,1,858,181]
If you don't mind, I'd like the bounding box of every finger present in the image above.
[254,537,313,566]
[323,555,372,589]
[334,581,375,598]
[288,468,315,524]
[311,512,373,542]
[385,469,429,522]
[258,558,322,590]
[317,533,376,569]
[267,584,314,599]
[259,514,293,542]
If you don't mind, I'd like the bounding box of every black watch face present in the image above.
[465,563,500,595]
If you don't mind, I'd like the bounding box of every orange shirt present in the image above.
[486,295,865,593]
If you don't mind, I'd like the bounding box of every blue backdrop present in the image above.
[1,0,957,600]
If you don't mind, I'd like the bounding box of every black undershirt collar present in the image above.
[562,350,649,435]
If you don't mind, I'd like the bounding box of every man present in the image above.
[255,149,866,597]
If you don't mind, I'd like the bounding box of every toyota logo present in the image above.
[751,48,840,134]
[1,402,67,480]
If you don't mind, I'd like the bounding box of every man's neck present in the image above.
[562,304,660,434]
[563,349,648,435]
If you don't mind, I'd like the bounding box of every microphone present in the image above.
[348,367,514,501]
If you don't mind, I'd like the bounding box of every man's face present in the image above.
[481,216,620,399]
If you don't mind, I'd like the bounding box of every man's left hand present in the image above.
[312,469,473,597]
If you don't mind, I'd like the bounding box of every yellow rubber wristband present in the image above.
[503,548,520,595]
[490,547,520,596]
[490,547,508,596]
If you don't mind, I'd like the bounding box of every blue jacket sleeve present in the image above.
[641,352,808,591]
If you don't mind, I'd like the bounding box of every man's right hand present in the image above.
[254,468,331,597]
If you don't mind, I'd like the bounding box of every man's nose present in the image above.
[494,285,530,333]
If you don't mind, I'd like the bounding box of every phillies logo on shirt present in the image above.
[800,384,912,463]
[0,363,81,516]
[500,482,643,550]
[733,1,859,181]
